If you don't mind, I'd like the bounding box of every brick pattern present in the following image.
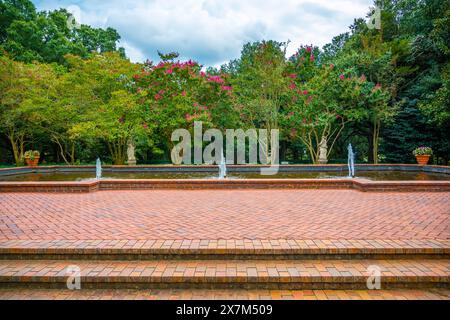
[1,178,450,193]
[0,288,448,300]
[0,259,448,285]
[0,181,97,193]
[1,190,448,240]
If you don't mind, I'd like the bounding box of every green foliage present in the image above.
[132,58,236,159]
[0,0,36,42]
[59,52,142,165]
[24,150,39,160]
[413,146,433,156]
[418,63,450,125]
[283,45,391,163]
[0,0,124,64]
[229,40,291,132]
[0,0,448,166]
[0,54,56,165]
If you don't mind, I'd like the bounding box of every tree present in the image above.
[133,56,235,161]
[230,41,290,131]
[0,55,56,165]
[282,47,371,164]
[72,90,149,165]
[380,0,450,164]
[0,1,124,64]
[0,0,36,42]
[228,41,291,163]
[318,0,450,163]
[63,53,142,165]
[30,63,86,165]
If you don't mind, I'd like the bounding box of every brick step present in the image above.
[1,240,448,260]
[0,259,448,290]
[0,288,448,300]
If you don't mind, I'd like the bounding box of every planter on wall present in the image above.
[25,157,40,167]
[415,155,430,165]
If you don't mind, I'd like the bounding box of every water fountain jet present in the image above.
[348,144,355,178]
[96,158,102,180]
[218,150,227,179]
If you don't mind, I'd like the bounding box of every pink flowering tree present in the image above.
[133,53,234,160]
[282,46,382,163]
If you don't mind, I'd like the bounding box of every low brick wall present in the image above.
[0,178,449,193]
[98,179,354,191]
[0,181,98,193]
[0,164,449,193]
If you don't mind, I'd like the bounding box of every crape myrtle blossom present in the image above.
[131,58,233,141]
[207,75,225,84]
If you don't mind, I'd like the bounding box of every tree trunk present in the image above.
[372,118,381,164]
[292,147,299,163]
[54,137,74,165]
[8,133,25,166]
[368,134,374,164]
[280,140,286,163]
[70,143,75,164]
[109,140,127,165]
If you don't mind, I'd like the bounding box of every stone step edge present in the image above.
[1,275,449,284]
[1,247,448,256]
[1,240,448,254]
[2,254,447,261]
[0,288,448,300]
[1,258,447,289]
[1,275,449,290]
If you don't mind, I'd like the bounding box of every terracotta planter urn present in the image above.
[25,157,40,167]
[415,155,430,165]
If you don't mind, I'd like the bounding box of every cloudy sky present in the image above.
[33,0,373,67]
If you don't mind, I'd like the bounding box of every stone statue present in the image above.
[318,136,328,164]
[127,138,137,166]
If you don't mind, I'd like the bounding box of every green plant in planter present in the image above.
[412,147,433,156]
[24,150,41,161]
[24,150,40,160]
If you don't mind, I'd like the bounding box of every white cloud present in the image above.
[33,0,373,65]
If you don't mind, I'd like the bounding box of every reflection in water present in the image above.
[415,172,430,180]
[1,170,449,181]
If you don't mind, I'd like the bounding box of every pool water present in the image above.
[1,171,448,181]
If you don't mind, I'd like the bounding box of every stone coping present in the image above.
[0,239,448,255]
[0,288,447,300]
[1,259,448,282]
[0,258,448,290]
[0,164,448,193]
[1,164,449,175]
[0,177,449,193]
[1,240,448,290]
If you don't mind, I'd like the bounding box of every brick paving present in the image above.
[0,190,449,240]
[0,259,448,282]
[0,288,448,300]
